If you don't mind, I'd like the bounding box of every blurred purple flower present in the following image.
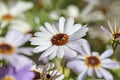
[0,29,33,69]
[0,64,34,80]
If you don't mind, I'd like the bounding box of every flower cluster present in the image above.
[0,0,120,80]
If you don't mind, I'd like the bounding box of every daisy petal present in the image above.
[107,20,114,34]
[78,68,88,80]
[20,72,35,80]
[16,34,31,47]
[67,60,86,73]
[45,22,56,34]
[8,55,32,70]
[30,37,50,42]
[69,24,82,35]
[33,44,51,53]
[52,24,59,33]
[64,46,77,58]
[30,37,51,46]
[34,32,51,38]
[32,41,51,46]
[5,29,18,42]
[100,49,113,59]
[102,58,119,69]
[95,69,103,78]
[81,39,91,55]
[48,47,58,60]
[54,23,59,31]
[100,26,112,38]
[76,55,85,60]
[39,26,53,36]
[69,26,88,40]
[99,68,113,80]
[5,29,31,47]
[57,46,65,59]
[87,68,94,77]
[67,43,86,56]
[65,17,74,34]
[77,39,91,55]
[59,17,65,33]
[92,52,99,56]
[40,45,58,59]
[17,47,33,55]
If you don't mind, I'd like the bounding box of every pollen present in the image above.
[85,56,101,68]
[0,43,15,54]
[113,33,120,40]
[2,14,14,21]
[2,75,15,80]
[51,33,69,46]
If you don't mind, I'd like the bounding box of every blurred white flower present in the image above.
[88,27,110,43]
[49,10,61,20]
[80,10,105,22]
[31,63,64,80]
[67,40,119,80]
[0,29,33,69]
[64,1,105,22]
[101,20,120,42]
[0,1,33,29]
[80,0,105,22]
[66,5,79,18]
[30,17,88,60]
[9,20,32,34]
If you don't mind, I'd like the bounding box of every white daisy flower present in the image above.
[30,17,88,60]
[0,1,33,28]
[31,63,64,80]
[101,20,120,42]
[67,40,119,80]
[0,29,33,69]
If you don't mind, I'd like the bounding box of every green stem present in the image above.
[62,58,65,75]
[0,23,2,35]
[111,40,118,59]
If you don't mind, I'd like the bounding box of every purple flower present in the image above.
[0,29,33,69]
[0,64,35,80]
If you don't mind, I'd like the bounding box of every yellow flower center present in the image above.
[1,14,14,21]
[0,43,15,54]
[2,75,15,80]
[85,56,101,68]
[51,33,69,46]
